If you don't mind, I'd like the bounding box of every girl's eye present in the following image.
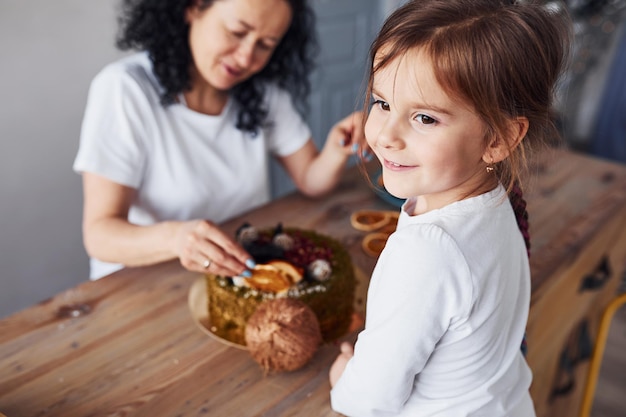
[416,114,436,125]
[372,99,390,111]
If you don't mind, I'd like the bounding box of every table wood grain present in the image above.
[1,149,625,417]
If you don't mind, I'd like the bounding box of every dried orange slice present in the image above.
[380,212,399,233]
[378,223,397,235]
[350,210,390,231]
[247,261,302,293]
[362,232,390,257]
[267,260,304,283]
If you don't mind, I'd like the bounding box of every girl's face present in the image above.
[365,48,492,214]
[186,0,292,93]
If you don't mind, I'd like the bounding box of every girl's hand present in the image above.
[329,342,354,387]
[174,220,254,277]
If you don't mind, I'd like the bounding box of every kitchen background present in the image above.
[0,0,624,319]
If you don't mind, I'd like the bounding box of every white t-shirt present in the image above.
[331,185,535,417]
[73,53,311,279]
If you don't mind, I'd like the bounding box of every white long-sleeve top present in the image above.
[331,185,535,417]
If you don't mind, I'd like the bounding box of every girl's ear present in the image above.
[483,117,529,164]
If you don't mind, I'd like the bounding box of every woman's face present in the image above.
[186,0,292,93]
[365,48,490,213]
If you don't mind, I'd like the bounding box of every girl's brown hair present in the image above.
[366,0,572,193]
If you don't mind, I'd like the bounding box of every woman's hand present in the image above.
[329,341,354,387]
[325,110,370,159]
[173,220,254,277]
[82,172,254,276]
[281,111,369,197]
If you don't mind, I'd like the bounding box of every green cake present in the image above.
[206,225,356,346]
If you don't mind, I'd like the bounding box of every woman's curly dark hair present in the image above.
[116,0,317,135]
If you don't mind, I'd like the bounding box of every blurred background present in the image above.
[0,0,399,318]
[0,0,624,319]
[555,0,626,163]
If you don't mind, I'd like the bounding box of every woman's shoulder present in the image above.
[261,82,304,123]
[262,82,291,105]
[90,52,162,105]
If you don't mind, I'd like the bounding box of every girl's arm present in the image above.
[330,226,469,416]
[330,342,354,387]
[81,172,252,277]
[279,111,365,197]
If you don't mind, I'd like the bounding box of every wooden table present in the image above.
[1,149,625,417]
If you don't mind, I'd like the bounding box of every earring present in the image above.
[486,158,495,173]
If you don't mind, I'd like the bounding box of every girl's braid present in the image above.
[509,181,531,258]
[510,182,531,356]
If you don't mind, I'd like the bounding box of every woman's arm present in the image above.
[81,172,253,277]
[279,111,366,197]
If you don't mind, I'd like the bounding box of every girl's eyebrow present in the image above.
[411,101,454,116]
[371,87,453,116]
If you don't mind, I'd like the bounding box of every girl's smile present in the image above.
[383,158,415,171]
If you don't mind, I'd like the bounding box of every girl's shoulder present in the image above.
[388,222,463,264]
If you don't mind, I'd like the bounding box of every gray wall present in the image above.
[0,0,127,318]
[0,1,400,318]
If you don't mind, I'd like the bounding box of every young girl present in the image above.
[329,1,571,416]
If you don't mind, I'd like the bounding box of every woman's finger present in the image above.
[193,221,253,277]
[201,221,254,266]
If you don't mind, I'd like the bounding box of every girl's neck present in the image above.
[408,176,499,216]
